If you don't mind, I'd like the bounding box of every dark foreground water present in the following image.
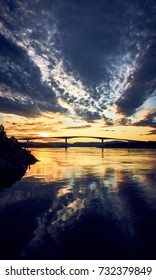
[0,148,156,260]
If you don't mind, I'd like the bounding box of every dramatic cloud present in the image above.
[0,33,64,117]
[0,0,156,123]
[116,1,156,116]
[133,110,156,128]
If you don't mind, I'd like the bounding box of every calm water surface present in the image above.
[0,148,156,259]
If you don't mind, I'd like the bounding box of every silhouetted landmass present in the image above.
[0,125,38,188]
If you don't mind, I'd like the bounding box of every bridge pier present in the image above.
[26,139,29,149]
[101,138,104,148]
[128,140,130,150]
[65,138,68,148]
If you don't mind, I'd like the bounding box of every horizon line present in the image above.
[17,135,151,143]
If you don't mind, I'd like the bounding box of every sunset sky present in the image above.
[0,0,156,142]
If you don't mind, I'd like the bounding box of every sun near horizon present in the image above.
[2,113,156,143]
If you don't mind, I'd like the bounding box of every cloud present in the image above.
[147,129,156,135]
[57,0,130,84]
[65,125,91,130]
[103,129,115,132]
[0,96,40,117]
[116,118,132,126]
[116,1,156,116]
[133,110,156,128]
[0,0,156,123]
[74,108,102,122]
[0,21,64,117]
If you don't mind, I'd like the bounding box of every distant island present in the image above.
[0,125,37,188]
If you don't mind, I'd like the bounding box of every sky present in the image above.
[0,0,156,142]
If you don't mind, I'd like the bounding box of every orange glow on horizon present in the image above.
[38,132,52,138]
[2,113,156,142]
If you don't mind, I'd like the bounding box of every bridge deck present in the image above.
[18,135,143,142]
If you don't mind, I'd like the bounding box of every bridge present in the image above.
[18,135,141,148]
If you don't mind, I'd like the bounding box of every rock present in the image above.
[0,125,38,188]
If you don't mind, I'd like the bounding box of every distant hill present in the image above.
[20,140,156,149]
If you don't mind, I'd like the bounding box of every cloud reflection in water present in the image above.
[0,148,156,259]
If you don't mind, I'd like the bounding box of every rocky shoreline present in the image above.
[0,125,38,188]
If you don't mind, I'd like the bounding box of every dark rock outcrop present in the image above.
[0,125,38,188]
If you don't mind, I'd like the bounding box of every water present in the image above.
[0,148,156,260]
